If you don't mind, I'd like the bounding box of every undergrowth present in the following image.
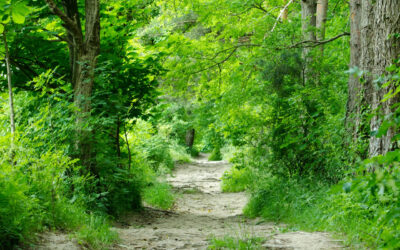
[208,236,265,250]
[244,166,400,249]
[143,181,175,209]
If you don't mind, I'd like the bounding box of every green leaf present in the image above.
[12,1,30,24]
[12,10,24,23]
[0,23,4,34]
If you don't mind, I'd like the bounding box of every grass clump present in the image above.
[143,181,175,210]
[208,146,222,161]
[208,236,265,249]
[0,136,119,249]
[221,166,252,192]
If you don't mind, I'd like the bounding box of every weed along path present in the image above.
[113,154,342,250]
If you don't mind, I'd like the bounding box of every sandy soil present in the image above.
[35,154,343,249]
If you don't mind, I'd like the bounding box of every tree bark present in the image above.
[185,128,195,149]
[360,0,400,157]
[345,0,362,144]
[300,0,317,84]
[46,0,100,169]
[316,0,328,53]
[347,0,400,157]
[3,30,15,136]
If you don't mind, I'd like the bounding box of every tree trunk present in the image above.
[185,128,195,149]
[345,0,362,144]
[358,0,400,157]
[46,0,100,169]
[316,0,328,53]
[300,0,317,84]
[3,30,15,136]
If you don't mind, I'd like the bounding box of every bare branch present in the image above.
[44,0,81,38]
[252,2,279,19]
[40,27,69,43]
[190,44,261,75]
[277,32,350,50]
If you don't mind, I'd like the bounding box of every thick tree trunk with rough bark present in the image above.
[347,0,400,157]
[46,0,100,169]
[360,0,400,157]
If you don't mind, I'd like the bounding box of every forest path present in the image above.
[112,154,343,249]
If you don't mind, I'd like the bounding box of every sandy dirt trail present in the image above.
[112,154,343,250]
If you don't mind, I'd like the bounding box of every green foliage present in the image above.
[221,166,252,193]
[74,213,119,249]
[141,135,174,171]
[0,135,117,248]
[208,235,265,250]
[208,146,222,161]
[143,181,175,210]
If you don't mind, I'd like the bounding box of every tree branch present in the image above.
[44,0,81,38]
[278,32,350,49]
[252,2,279,19]
[41,27,69,43]
[190,44,261,75]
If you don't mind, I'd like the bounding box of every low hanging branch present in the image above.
[277,32,350,50]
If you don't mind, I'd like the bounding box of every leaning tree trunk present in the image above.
[345,0,362,144]
[46,0,100,169]
[358,0,400,157]
[300,0,317,85]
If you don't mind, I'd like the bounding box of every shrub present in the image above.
[208,145,222,161]
[221,166,252,192]
[0,135,118,248]
[143,181,175,209]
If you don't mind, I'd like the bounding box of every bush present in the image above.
[208,146,222,161]
[0,136,118,248]
[143,181,175,209]
[221,166,252,192]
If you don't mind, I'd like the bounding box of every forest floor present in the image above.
[36,154,343,249]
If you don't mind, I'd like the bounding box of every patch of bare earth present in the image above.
[112,154,343,250]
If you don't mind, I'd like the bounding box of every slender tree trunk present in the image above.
[3,30,15,136]
[300,0,317,84]
[116,117,121,159]
[124,123,131,171]
[185,128,195,149]
[316,0,328,54]
[345,0,362,144]
[359,0,400,157]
